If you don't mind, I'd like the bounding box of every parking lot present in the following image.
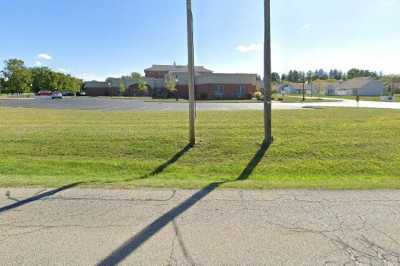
[0,97,269,111]
[1,96,400,111]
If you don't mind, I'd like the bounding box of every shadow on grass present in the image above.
[96,141,271,266]
[237,141,271,181]
[0,182,82,214]
[105,144,193,184]
[140,144,193,179]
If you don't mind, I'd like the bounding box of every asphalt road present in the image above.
[0,97,282,111]
[1,187,400,265]
[1,96,400,111]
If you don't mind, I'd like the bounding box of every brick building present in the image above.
[84,64,259,99]
[83,81,120,97]
[174,72,258,100]
[145,64,258,100]
[144,64,213,79]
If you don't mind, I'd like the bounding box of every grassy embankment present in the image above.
[0,107,399,189]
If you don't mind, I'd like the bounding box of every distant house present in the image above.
[331,77,385,96]
[325,84,337,96]
[392,81,400,94]
[83,81,120,97]
[279,83,318,96]
[278,84,300,94]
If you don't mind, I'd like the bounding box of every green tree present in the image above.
[288,70,294,82]
[70,76,83,92]
[30,67,82,93]
[31,67,53,93]
[130,72,142,81]
[1,59,32,94]
[119,79,126,96]
[130,72,148,95]
[165,77,177,97]
[306,71,314,83]
[49,71,61,91]
[347,68,378,79]
[271,72,280,83]
[0,76,4,94]
[286,70,302,82]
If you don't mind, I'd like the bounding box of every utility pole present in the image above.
[302,73,306,102]
[186,0,196,146]
[264,0,273,144]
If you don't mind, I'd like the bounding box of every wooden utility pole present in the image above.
[187,0,196,146]
[264,0,273,144]
[302,73,306,102]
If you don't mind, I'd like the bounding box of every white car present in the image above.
[51,92,63,99]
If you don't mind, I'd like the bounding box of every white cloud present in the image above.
[35,61,42,67]
[37,53,52,61]
[57,68,69,73]
[236,43,263,53]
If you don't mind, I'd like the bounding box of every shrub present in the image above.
[254,91,263,101]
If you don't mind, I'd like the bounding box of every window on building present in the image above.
[214,85,224,97]
[236,85,245,97]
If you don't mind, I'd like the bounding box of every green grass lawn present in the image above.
[323,94,400,102]
[1,107,399,189]
[272,94,338,103]
[146,96,335,104]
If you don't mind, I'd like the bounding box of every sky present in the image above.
[1,0,399,81]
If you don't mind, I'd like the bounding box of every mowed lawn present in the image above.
[323,94,400,102]
[0,107,399,189]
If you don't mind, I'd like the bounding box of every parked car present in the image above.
[76,91,87,96]
[62,91,75,97]
[37,90,52,96]
[51,91,63,99]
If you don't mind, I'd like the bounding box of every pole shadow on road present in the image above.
[0,182,82,214]
[97,141,271,266]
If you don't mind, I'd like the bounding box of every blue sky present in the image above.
[1,0,399,80]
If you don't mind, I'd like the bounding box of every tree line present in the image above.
[0,58,83,94]
[272,68,383,83]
